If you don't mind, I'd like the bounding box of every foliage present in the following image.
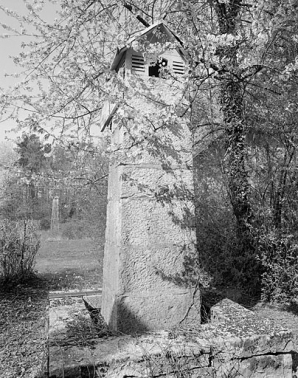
[1,1,298,300]
[40,217,51,230]
[0,166,51,221]
[0,134,52,221]
[15,132,51,174]
[55,144,108,244]
[0,134,108,247]
[0,219,40,282]
[194,147,262,293]
[61,220,87,240]
[0,141,17,169]
[258,230,298,304]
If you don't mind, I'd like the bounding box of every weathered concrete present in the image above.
[102,140,199,332]
[102,88,199,332]
[48,297,296,378]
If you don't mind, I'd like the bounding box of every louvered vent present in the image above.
[173,60,184,75]
[131,54,145,74]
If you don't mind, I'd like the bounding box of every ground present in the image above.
[35,236,103,291]
[0,236,103,378]
[1,236,298,378]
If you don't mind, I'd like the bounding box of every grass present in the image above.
[0,234,104,378]
[35,234,104,290]
[2,233,298,377]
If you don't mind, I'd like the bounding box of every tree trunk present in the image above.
[214,1,253,238]
[220,75,252,237]
[273,147,295,229]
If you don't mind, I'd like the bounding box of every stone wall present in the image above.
[49,298,297,378]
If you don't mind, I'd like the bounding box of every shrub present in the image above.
[0,219,40,282]
[40,217,51,230]
[193,149,263,296]
[61,220,87,240]
[259,230,298,303]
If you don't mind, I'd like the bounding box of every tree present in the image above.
[1,0,298,295]
[0,131,108,235]
[0,141,17,169]
[15,132,51,174]
[0,1,295,209]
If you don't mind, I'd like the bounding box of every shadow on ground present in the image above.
[0,236,104,377]
[0,275,49,378]
[38,267,102,291]
[34,237,103,291]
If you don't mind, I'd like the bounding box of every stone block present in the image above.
[214,354,292,378]
[48,297,296,378]
[102,116,199,332]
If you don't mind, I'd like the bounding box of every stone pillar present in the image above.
[101,116,200,333]
[51,196,59,236]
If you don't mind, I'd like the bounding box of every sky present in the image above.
[0,1,58,143]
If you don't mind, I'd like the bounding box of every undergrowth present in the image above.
[0,219,40,283]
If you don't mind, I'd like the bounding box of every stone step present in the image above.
[46,297,297,378]
[49,289,102,299]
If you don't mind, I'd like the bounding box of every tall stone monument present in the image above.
[101,22,200,333]
[51,196,60,236]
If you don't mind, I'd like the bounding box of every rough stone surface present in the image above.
[101,77,199,333]
[48,297,295,378]
[49,297,90,345]
[82,294,102,310]
[207,298,294,377]
[48,296,100,378]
